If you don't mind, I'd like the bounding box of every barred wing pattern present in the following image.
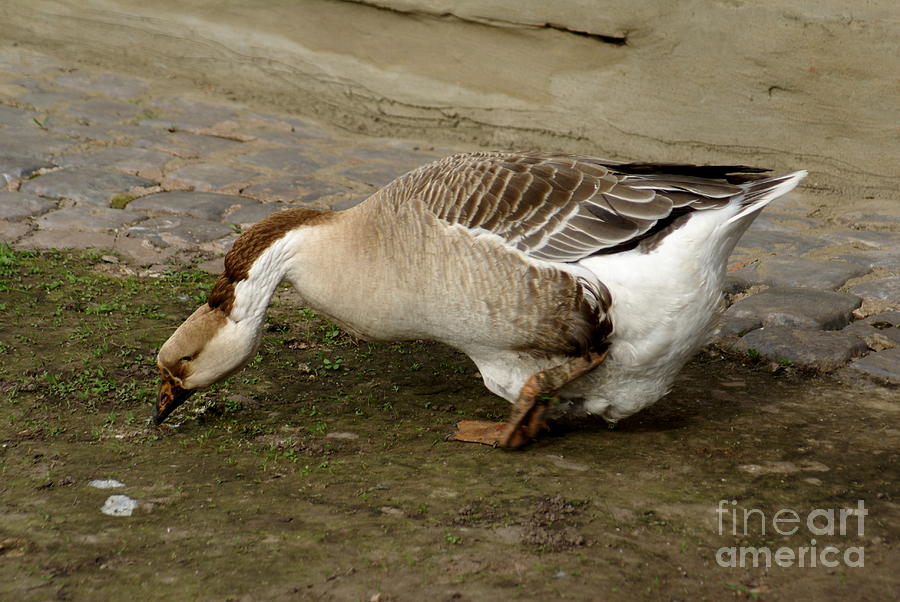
[390,152,760,263]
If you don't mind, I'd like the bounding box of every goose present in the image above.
[155,152,806,447]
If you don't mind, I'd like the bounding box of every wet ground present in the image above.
[1,246,897,601]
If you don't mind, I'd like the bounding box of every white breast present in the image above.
[565,208,739,420]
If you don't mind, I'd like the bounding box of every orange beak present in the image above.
[155,367,195,424]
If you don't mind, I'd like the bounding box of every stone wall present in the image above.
[1,0,897,201]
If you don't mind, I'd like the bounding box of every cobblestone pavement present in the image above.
[1,47,898,384]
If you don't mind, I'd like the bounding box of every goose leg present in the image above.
[450,347,608,448]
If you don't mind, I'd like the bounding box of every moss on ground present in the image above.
[0,244,897,600]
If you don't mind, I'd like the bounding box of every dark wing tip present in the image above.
[609,162,770,183]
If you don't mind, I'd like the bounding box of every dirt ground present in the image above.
[0,245,897,600]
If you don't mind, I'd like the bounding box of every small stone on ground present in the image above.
[732,327,868,371]
[849,276,900,304]
[844,348,900,385]
[725,288,862,331]
[100,494,139,517]
[740,256,868,290]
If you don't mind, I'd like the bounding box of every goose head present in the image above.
[155,303,261,424]
[153,207,336,424]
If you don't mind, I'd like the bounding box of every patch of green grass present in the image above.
[109,193,135,209]
[0,248,220,424]
[723,582,759,599]
[85,302,125,315]
[319,322,341,344]
[0,242,22,278]
[307,422,327,435]
[322,357,343,371]
[134,109,160,123]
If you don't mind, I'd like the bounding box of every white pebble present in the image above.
[101,495,139,517]
[89,479,125,489]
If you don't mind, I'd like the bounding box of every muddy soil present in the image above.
[1,246,898,601]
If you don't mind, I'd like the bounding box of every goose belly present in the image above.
[564,237,726,420]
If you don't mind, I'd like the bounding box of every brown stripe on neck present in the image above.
[207,208,335,313]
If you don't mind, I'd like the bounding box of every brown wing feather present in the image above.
[384,152,753,263]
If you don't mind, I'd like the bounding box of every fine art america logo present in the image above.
[715,500,867,568]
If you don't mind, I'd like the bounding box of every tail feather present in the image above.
[728,170,807,224]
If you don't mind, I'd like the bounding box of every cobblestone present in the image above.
[746,211,817,231]
[247,124,331,146]
[126,216,236,248]
[134,131,242,157]
[241,175,348,204]
[734,256,868,290]
[17,230,172,265]
[146,96,238,129]
[731,327,868,371]
[35,206,146,232]
[713,315,762,339]
[224,203,294,228]
[1,48,897,384]
[19,166,157,206]
[343,144,439,165]
[843,348,900,385]
[847,310,900,329]
[837,249,900,270]
[0,220,30,240]
[849,276,900,303]
[128,191,257,221]
[1,154,55,185]
[0,104,37,126]
[1,128,76,158]
[0,83,32,101]
[836,211,900,232]
[843,311,900,351]
[65,99,146,124]
[237,148,338,173]
[50,123,139,143]
[339,163,412,188]
[167,164,259,192]
[58,147,174,174]
[724,288,862,331]
[21,89,87,108]
[732,230,830,257]
[0,191,56,220]
[826,229,900,250]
